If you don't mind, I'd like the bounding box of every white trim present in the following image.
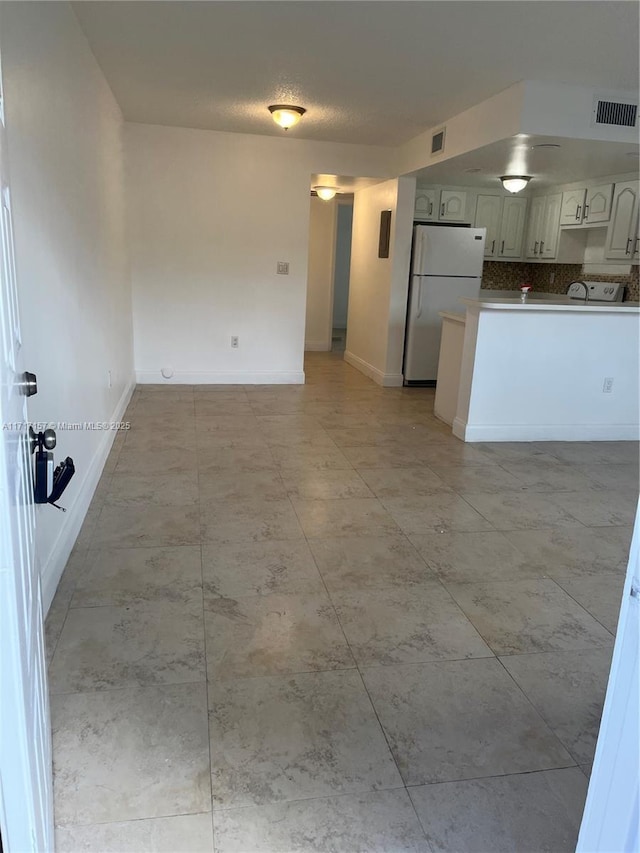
[344,350,404,387]
[453,417,640,443]
[40,377,135,614]
[577,500,639,852]
[304,342,331,352]
[135,370,305,385]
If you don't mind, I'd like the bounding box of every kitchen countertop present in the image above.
[462,296,640,312]
[439,311,466,323]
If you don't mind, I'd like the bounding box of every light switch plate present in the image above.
[277,261,290,275]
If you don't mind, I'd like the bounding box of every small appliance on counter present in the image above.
[403,225,485,384]
[567,280,625,303]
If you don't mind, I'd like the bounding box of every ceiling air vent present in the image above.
[431,127,446,155]
[593,98,637,128]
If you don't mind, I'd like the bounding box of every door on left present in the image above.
[0,38,54,853]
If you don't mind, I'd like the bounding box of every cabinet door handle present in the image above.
[626,237,633,254]
[575,205,581,221]
[584,204,589,220]
[540,240,545,254]
[635,237,639,255]
[441,203,445,217]
[491,240,495,253]
[500,240,505,254]
[534,240,538,254]
[428,202,433,216]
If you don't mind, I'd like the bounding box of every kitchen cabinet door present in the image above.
[439,190,467,222]
[525,196,545,258]
[474,195,502,257]
[498,196,527,258]
[415,188,438,221]
[584,182,613,224]
[605,181,639,259]
[560,188,587,225]
[540,193,562,258]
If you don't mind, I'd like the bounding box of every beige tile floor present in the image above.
[46,352,639,853]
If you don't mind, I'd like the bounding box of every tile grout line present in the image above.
[192,390,219,851]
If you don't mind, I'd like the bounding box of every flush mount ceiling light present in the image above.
[500,175,531,193]
[314,186,338,201]
[268,104,306,130]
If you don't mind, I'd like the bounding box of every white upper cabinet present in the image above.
[540,193,562,258]
[560,183,613,225]
[584,183,613,223]
[605,180,639,259]
[498,196,527,258]
[560,188,587,225]
[474,195,502,257]
[526,194,561,259]
[525,196,546,258]
[415,188,438,221]
[439,190,467,222]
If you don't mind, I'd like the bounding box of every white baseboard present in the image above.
[344,350,403,387]
[40,377,136,614]
[453,417,640,443]
[304,342,331,352]
[136,370,305,385]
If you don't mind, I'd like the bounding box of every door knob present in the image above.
[29,426,56,454]
[20,371,38,397]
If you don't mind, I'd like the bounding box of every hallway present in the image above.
[46,353,636,852]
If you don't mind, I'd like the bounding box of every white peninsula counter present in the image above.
[449,296,640,442]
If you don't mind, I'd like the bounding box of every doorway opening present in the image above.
[304,193,354,354]
[331,201,353,352]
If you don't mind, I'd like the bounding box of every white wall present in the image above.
[396,80,639,180]
[305,196,337,351]
[345,176,416,385]
[454,304,640,441]
[126,122,392,384]
[521,81,639,144]
[395,83,524,177]
[1,2,134,611]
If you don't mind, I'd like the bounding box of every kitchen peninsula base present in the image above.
[450,298,640,442]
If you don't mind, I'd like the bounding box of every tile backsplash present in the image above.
[481,261,639,302]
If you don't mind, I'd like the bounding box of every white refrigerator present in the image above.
[403,225,485,384]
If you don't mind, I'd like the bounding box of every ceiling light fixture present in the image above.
[500,175,531,193]
[314,186,338,201]
[268,104,306,130]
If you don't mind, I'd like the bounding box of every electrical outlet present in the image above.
[277,261,290,275]
[603,377,614,393]
[231,336,239,349]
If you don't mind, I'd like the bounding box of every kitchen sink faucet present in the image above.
[572,281,589,302]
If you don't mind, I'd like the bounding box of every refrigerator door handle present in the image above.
[414,229,424,274]
[415,278,423,318]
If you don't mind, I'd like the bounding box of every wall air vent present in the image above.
[593,98,637,128]
[431,127,446,155]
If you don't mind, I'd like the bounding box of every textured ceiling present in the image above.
[73,1,639,146]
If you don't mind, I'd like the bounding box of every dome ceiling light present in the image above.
[268,104,306,130]
[314,186,338,201]
[500,175,531,193]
